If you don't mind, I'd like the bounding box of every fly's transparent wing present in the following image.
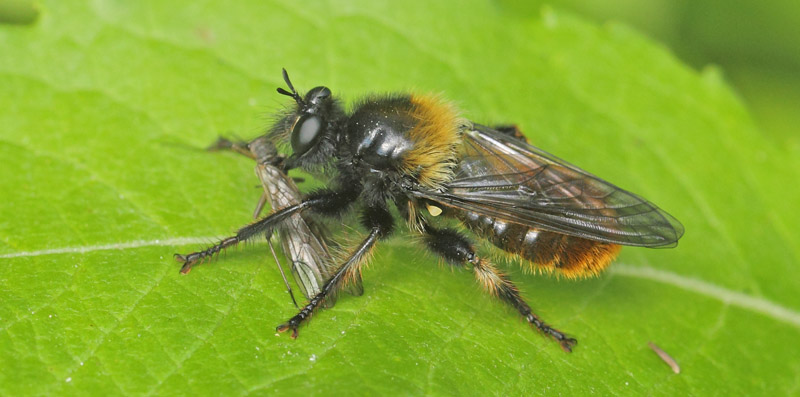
[413,124,683,247]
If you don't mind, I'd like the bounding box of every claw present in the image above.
[276,322,299,339]
[525,313,576,353]
[174,253,195,274]
[559,337,578,353]
[179,262,194,274]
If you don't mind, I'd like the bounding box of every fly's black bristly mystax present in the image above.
[174,69,684,352]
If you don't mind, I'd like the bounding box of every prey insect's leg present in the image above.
[208,135,284,169]
[268,236,299,308]
[276,206,394,338]
[207,136,257,159]
[252,193,268,219]
[206,136,274,219]
[423,226,577,352]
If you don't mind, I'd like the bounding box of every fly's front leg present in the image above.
[423,226,577,352]
[277,206,394,338]
[174,187,358,273]
[174,202,310,274]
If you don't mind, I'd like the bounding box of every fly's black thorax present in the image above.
[345,96,416,173]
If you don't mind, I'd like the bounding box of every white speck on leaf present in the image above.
[65,377,71,383]
[309,354,316,362]
[542,7,558,28]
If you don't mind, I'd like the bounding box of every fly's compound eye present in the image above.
[291,113,324,156]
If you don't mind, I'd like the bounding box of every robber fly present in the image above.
[174,70,684,352]
[177,136,361,308]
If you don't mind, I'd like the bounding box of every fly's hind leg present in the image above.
[493,124,529,143]
[423,225,577,352]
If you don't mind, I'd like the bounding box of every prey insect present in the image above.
[178,136,360,308]
[174,70,684,352]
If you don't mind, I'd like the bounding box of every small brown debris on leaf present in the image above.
[649,342,680,374]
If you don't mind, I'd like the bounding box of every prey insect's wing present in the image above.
[257,164,362,307]
[257,164,334,304]
[414,124,684,247]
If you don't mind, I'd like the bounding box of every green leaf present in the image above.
[1,1,798,395]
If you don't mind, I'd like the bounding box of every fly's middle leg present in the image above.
[276,206,394,338]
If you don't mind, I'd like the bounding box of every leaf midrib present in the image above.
[5,237,799,328]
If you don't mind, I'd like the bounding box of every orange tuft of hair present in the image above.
[526,233,622,279]
[402,94,464,189]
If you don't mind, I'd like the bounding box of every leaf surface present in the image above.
[1,1,798,395]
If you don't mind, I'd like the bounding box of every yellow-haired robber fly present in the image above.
[174,70,684,352]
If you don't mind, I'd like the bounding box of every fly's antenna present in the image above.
[277,68,305,107]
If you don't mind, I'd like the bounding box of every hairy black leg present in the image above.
[423,226,577,352]
[175,187,358,274]
[205,135,315,306]
[276,206,394,338]
[174,202,310,274]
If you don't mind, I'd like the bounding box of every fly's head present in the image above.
[275,69,344,171]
